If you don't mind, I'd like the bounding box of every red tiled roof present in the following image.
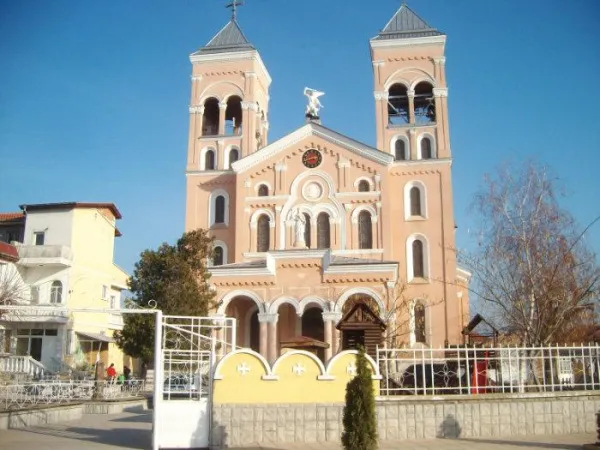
[0,242,19,262]
[0,212,24,222]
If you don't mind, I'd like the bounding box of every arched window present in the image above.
[388,83,409,125]
[50,281,63,304]
[205,149,216,170]
[213,246,224,266]
[358,211,373,250]
[412,240,424,278]
[257,184,268,197]
[228,149,239,167]
[225,96,243,136]
[395,139,407,161]
[302,213,311,248]
[421,137,432,160]
[410,187,422,216]
[414,81,436,124]
[414,303,426,343]
[358,180,370,192]
[201,98,219,136]
[257,214,270,252]
[317,212,330,249]
[214,196,226,224]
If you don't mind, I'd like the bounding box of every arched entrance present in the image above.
[225,296,260,351]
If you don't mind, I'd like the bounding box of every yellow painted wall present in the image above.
[213,350,380,404]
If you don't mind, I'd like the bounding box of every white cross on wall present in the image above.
[347,363,357,376]
[292,363,306,376]
[237,362,251,376]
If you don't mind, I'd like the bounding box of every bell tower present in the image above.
[186,11,271,174]
[370,4,449,162]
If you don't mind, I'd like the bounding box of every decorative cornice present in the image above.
[241,101,259,111]
[190,50,272,86]
[370,35,446,49]
[189,106,204,114]
[322,312,342,322]
[258,313,278,324]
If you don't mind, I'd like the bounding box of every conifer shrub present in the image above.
[341,345,378,450]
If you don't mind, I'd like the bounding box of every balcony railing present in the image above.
[15,244,73,266]
[0,355,46,378]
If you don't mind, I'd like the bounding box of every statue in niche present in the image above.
[293,210,307,248]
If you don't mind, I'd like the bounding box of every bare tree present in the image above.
[461,161,600,346]
[0,263,27,316]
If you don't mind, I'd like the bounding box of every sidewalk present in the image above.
[0,410,594,450]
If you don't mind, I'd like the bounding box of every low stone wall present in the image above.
[83,398,149,415]
[0,403,82,429]
[211,392,600,448]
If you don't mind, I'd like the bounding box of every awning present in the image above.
[76,331,115,343]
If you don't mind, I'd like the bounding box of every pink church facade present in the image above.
[184,4,470,362]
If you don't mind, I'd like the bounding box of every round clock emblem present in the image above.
[302,149,322,169]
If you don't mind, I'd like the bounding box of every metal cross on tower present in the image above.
[226,0,244,20]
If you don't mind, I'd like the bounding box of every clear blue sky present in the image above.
[0,0,599,274]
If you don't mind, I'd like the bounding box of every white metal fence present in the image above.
[0,379,146,410]
[377,344,600,397]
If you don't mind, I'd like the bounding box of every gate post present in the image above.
[152,310,163,450]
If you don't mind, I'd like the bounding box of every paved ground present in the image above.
[0,411,595,450]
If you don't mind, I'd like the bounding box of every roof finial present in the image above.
[226,0,244,20]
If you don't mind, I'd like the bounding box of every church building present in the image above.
[184,3,470,361]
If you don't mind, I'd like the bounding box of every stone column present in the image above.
[218,101,227,136]
[259,313,279,363]
[409,128,417,160]
[323,312,342,357]
[408,89,415,125]
[257,313,271,360]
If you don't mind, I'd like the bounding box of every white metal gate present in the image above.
[153,313,235,449]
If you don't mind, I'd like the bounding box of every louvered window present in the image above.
[257,215,270,252]
[205,150,216,170]
[412,240,424,278]
[213,247,224,266]
[410,187,421,216]
[395,139,406,161]
[421,138,432,159]
[228,149,239,167]
[257,184,268,197]
[215,196,225,224]
[317,212,330,249]
[358,211,373,250]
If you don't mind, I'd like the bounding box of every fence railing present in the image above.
[377,344,600,397]
[0,379,146,410]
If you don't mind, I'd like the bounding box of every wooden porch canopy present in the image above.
[337,303,386,358]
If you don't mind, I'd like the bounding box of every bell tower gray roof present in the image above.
[373,3,444,41]
[193,20,254,55]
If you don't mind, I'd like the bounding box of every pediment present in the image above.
[338,303,386,329]
[231,122,393,174]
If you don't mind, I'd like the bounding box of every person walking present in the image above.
[106,363,117,383]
